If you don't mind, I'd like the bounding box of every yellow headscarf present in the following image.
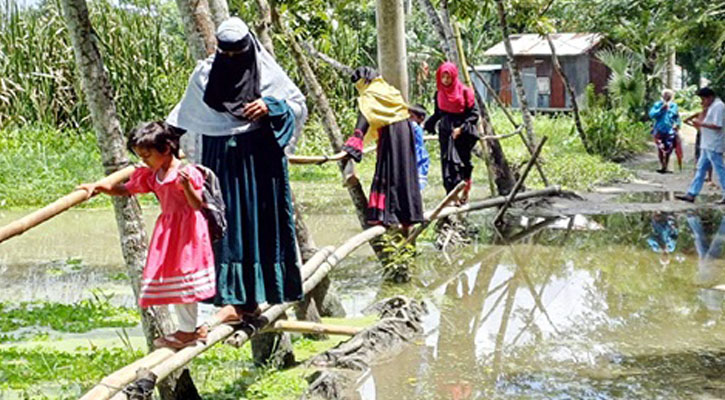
[355,77,410,145]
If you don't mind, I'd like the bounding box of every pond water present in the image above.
[4,204,725,399]
[361,210,725,400]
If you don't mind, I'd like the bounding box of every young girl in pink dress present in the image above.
[78,121,216,349]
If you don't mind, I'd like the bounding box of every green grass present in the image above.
[0,296,139,343]
[0,316,377,399]
[489,110,639,190]
[0,111,643,210]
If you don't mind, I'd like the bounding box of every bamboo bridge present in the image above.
[0,141,561,400]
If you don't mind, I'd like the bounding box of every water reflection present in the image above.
[365,211,725,399]
[687,214,725,316]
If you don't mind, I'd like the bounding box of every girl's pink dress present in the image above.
[125,165,216,307]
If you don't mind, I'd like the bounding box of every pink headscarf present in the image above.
[436,62,475,114]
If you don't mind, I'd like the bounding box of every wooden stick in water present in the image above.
[493,136,548,225]
[261,320,363,336]
[403,180,466,246]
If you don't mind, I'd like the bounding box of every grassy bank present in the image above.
[0,302,375,399]
[0,111,644,209]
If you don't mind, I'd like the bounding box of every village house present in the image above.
[472,33,608,111]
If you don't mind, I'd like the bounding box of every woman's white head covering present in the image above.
[167,17,307,153]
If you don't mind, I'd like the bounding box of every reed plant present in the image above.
[0,0,192,131]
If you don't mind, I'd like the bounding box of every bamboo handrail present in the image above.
[0,165,136,244]
[86,185,561,400]
[0,135,448,245]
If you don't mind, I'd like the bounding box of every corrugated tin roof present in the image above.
[471,64,503,71]
[484,33,603,57]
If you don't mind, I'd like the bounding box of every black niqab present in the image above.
[350,66,379,84]
[203,35,261,120]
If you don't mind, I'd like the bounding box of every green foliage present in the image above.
[0,293,139,342]
[0,0,192,131]
[377,231,417,283]
[0,124,106,208]
[491,109,635,190]
[596,49,648,118]
[581,90,650,161]
[0,346,144,393]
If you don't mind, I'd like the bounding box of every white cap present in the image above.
[216,17,249,43]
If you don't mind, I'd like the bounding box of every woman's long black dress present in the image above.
[424,93,480,193]
[343,112,424,227]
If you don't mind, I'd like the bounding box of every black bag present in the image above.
[192,164,227,242]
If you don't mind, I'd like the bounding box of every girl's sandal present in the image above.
[153,333,198,350]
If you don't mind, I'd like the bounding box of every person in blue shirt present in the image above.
[409,104,431,192]
[649,89,682,173]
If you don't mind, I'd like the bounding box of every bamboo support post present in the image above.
[482,125,524,141]
[403,180,466,246]
[493,136,548,225]
[261,320,363,336]
[0,165,135,244]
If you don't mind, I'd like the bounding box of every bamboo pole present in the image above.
[94,186,562,400]
[287,146,375,165]
[0,165,135,244]
[403,180,466,246]
[261,320,363,336]
[493,136,548,225]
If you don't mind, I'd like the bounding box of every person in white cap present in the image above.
[167,17,307,326]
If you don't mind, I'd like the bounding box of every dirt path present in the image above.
[529,125,725,217]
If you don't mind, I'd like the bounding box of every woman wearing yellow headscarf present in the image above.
[343,67,424,227]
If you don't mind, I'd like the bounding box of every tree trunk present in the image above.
[666,49,676,89]
[58,0,191,398]
[438,0,461,67]
[545,33,588,152]
[416,0,458,65]
[375,0,409,99]
[281,26,371,230]
[175,0,216,60]
[495,0,537,147]
[253,0,275,57]
[207,0,229,28]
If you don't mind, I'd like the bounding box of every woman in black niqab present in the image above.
[203,34,261,120]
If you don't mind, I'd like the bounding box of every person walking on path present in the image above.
[342,67,424,229]
[685,104,713,184]
[78,122,216,349]
[167,17,306,325]
[676,87,725,203]
[649,89,682,173]
[424,62,480,203]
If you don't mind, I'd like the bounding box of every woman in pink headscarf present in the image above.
[424,62,479,203]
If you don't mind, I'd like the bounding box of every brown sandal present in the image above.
[153,333,198,350]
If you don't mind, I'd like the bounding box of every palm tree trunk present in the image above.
[375,0,409,99]
[58,0,186,398]
[207,0,229,28]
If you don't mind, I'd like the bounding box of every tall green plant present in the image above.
[596,49,647,118]
[0,0,192,131]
